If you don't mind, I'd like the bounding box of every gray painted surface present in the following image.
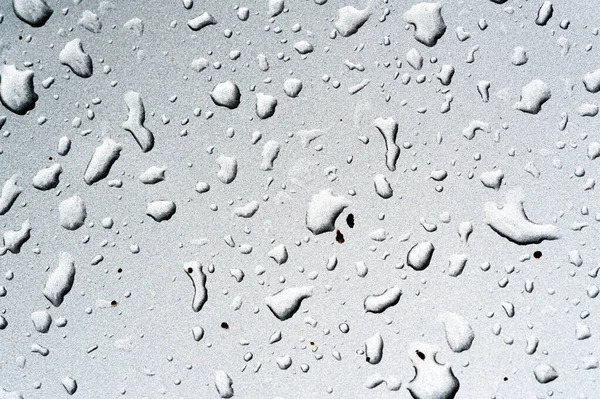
[0,0,598,397]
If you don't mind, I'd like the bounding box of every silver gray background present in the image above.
[0,0,599,398]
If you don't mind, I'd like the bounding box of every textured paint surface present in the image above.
[0,0,599,398]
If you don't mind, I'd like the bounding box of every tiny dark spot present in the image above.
[221,322,229,329]
[48,156,53,161]
[346,213,355,228]
[339,118,343,122]
[111,300,118,306]
[187,267,193,273]
[365,356,371,362]
[533,250,542,259]
[18,36,22,40]
[310,341,315,346]
[503,377,508,381]
[416,350,425,360]
[117,268,122,273]
[335,229,345,244]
